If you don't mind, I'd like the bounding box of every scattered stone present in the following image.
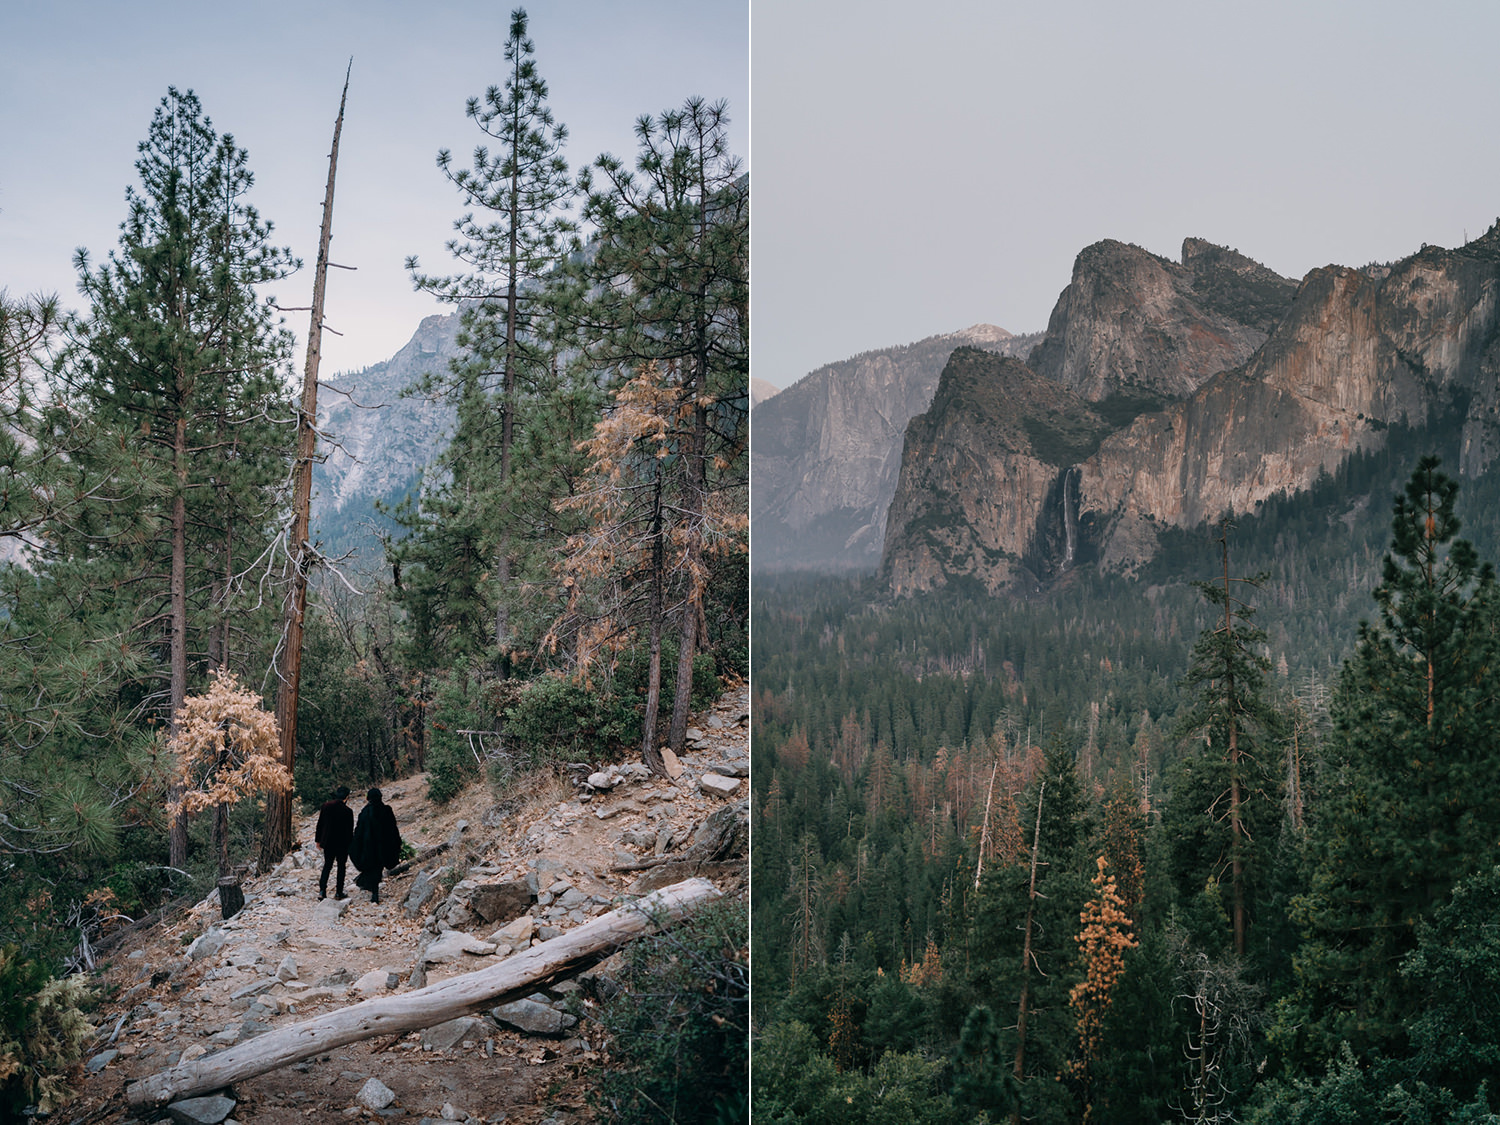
[441,1104,462,1121]
[409,963,427,990]
[444,820,470,849]
[404,868,449,917]
[180,1044,209,1063]
[423,931,497,963]
[230,979,275,1001]
[318,968,354,987]
[353,969,392,996]
[166,1094,237,1125]
[356,1078,397,1111]
[490,997,576,1036]
[187,928,227,962]
[660,747,684,779]
[275,954,298,982]
[586,770,616,790]
[698,773,742,798]
[314,896,352,921]
[708,759,748,778]
[422,1016,487,1050]
[86,1049,119,1073]
[470,880,532,925]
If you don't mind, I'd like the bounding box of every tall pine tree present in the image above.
[1284,457,1500,1066]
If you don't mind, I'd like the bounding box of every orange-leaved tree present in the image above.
[1070,855,1138,1120]
[168,670,291,880]
[549,362,746,776]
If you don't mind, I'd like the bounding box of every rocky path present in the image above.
[67,688,748,1125]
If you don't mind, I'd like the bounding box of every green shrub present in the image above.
[426,670,487,804]
[585,897,748,1124]
[503,674,613,766]
[0,948,94,1117]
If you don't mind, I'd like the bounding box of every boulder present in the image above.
[422,931,497,964]
[403,867,450,917]
[470,880,533,925]
[356,1078,397,1111]
[186,928,227,962]
[166,1094,237,1125]
[490,997,577,1036]
[698,773,742,798]
[422,1015,488,1050]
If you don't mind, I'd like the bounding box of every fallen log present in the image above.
[126,877,721,1109]
[385,839,450,878]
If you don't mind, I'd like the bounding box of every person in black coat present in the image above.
[315,785,354,900]
[350,788,402,904]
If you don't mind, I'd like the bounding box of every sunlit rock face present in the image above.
[879,225,1500,594]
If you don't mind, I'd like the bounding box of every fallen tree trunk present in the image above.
[385,840,450,878]
[127,877,721,1109]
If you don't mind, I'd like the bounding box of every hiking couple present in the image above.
[315,787,403,904]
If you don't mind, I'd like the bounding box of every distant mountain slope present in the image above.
[750,324,1042,572]
[311,312,461,565]
[750,377,780,407]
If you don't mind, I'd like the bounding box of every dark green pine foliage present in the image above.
[1285,457,1500,1067]
[62,87,297,864]
[401,5,578,675]
[558,96,748,756]
[1174,523,1284,958]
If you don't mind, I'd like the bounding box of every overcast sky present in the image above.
[752,0,1500,389]
[1,0,748,377]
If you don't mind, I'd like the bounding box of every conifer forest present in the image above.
[751,445,1500,1122]
[0,10,746,1115]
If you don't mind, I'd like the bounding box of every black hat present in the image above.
[334,786,350,800]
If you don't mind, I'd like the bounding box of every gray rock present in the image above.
[318,967,354,986]
[356,1077,397,1110]
[275,954,298,982]
[470,880,532,924]
[403,867,450,917]
[313,895,351,921]
[86,1049,119,1073]
[186,928,227,961]
[707,759,749,778]
[166,1094,237,1124]
[230,979,276,1001]
[422,1015,487,1049]
[444,820,470,849]
[490,997,577,1036]
[698,773,742,797]
[586,770,616,790]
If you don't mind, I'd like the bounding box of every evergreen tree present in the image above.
[404,6,576,670]
[1176,523,1283,956]
[64,87,296,865]
[1284,457,1500,1066]
[559,96,748,757]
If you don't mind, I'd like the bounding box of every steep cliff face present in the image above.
[882,225,1500,594]
[1028,238,1298,402]
[312,312,461,556]
[751,325,1041,571]
[882,350,1107,594]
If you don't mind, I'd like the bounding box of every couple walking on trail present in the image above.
[315,786,403,904]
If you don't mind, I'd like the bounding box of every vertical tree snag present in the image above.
[262,65,350,868]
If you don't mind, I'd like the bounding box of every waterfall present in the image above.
[1062,467,1078,569]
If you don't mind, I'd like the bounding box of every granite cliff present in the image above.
[751,325,1042,571]
[882,227,1500,595]
[312,312,462,561]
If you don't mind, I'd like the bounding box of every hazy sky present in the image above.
[752,0,1500,388]
[1,0,748,377]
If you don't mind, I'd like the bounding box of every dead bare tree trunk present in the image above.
[1012,779,1045,1125]
[127,878,720,1109]
[263,64,350,869]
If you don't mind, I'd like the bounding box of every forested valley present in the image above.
[0,12,746,1115]
[751,433,1500,1122]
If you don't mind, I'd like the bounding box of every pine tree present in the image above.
[405,7,576,669]
[1176,522,1283,956]
[64,88,296,866]
[1285,457,1500,1066]
[558,96,748,757]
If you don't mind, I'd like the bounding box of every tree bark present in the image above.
[168,413,189,868]
[1013,779,1045,1124]
[263,66,349,869]
[127,877,720,1108]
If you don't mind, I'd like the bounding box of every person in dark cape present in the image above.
[350,787,402,904]
[315,785,354,900]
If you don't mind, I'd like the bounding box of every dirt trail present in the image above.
[67,687,748,1125]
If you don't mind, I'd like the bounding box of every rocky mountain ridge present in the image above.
[751,324,1043,572]
[882,226,1500,595]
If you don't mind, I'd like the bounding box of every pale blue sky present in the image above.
[1,0,748,375]
[752,0,1500,388]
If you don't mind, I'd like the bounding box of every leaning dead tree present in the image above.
[263,64,351,868]
[127,877,720,1108]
